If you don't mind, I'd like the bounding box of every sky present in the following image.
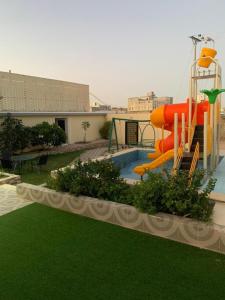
[0,0,225,106]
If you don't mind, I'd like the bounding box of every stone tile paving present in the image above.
[68,147,108,166]
[79,147,109,161]
[0,184,32,216]
[45,139,108,155]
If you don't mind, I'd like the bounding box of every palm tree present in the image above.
[81,121,90,143]
[201,88,225,104]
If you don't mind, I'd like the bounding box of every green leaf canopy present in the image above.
[201,88,225,104]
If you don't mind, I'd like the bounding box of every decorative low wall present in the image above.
[0,173,21,185]
[16,183,225,255]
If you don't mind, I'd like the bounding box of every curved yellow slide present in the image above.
[133,149,174,176]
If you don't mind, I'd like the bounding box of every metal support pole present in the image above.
[210,104,215,171]
[161,125,164,153]
[114,119,119,151]
[174,113,178,167]
[181,113,185,148]
[188,65,193,152]
[203,112,208,171]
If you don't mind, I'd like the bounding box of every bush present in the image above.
[31,122,66,147]
[162,169,216,221]
[51,159,130,202]
[0,115,31,156]
[132,173,166,214]
[99,121,112,139]
[132,170,216,222]
[0,116,66,155]
[50,158,216,222]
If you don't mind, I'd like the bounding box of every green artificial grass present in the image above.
[1,204,225,300]
[20,150,83,185]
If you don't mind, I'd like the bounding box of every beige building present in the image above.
[128,91,173,112]
[0,71,90,112]
[0,71,107,144]
[0,72,166,146]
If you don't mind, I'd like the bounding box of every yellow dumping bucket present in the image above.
[198,47,217,68]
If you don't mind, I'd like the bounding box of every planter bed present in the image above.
[0,172,21,185]
[16,183,225,254]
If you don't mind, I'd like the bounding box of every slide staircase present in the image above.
[179,125,203,171]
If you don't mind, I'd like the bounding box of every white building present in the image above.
[128,91,173,112]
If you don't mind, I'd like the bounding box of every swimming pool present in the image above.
[111,149,225,190]
[112,149,173,180]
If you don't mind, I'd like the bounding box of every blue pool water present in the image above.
[112,150,173,180]
[112,149,225,193]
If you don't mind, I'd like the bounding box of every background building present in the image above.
[128,91,173,112]
[90,93,111,112]
[111,107,127,113]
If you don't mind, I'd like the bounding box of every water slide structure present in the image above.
[133,100,209,176]
[133,37,224,177]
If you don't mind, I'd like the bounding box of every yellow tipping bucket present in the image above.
[198,47,217,68]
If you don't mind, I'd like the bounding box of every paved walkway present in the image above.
[69,147,108,165]
[44,139,108,155]
[0,184,32,216]
[79,147,108,161]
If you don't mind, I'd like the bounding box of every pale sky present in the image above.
[0,0,225,106]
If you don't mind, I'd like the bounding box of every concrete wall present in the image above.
[67,115,106,143]
[0,71,89,112]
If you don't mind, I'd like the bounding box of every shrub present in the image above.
[0,116,66,155]
[162,169,216,222]
[0,115,31,156]
[133,170,216,222]
[99,121,112,139]
[132,173,166,214]
[31,122,66,147]
[50,158,216,222]
[51,159,130,202]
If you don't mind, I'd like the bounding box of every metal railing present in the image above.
[172,146,184,175]
[189,142,199,177]
[188,101,198,152]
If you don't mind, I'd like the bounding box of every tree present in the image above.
[99,121,112,139]
[201,88,225,104]
[81,121,90,143]
[30,122,66,147]
[0,114,31,157]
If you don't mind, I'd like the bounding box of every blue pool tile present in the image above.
[112,149,173,180]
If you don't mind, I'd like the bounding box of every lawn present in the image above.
[20,150,83,185]
[1,203,225,300]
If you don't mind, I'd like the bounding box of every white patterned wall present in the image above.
[0,71,89,112]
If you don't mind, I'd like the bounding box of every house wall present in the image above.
[67,115,106,143]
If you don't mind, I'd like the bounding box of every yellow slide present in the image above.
[133,149,174,176]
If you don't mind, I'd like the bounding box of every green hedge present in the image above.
[0,116,66,155]
[50,159,216,222]
[50,159,129,202]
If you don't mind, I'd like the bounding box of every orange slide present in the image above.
[133,100,209,176]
